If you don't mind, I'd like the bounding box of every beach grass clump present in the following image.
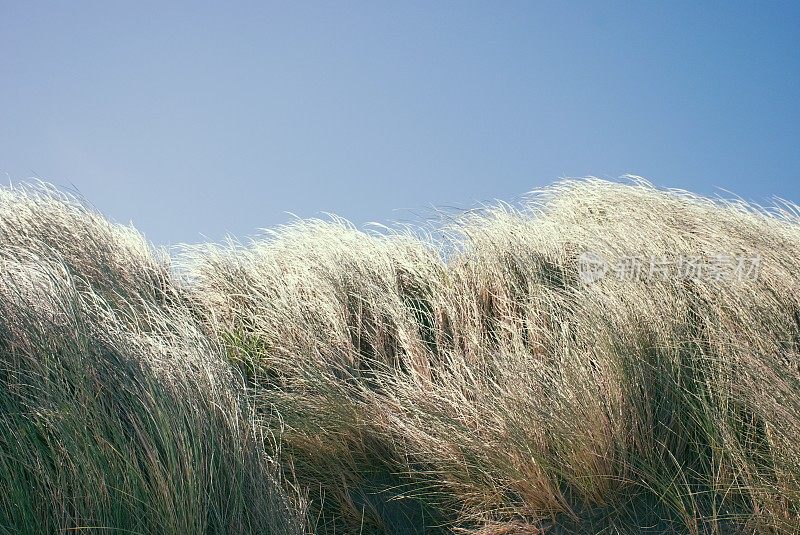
[0,186,305,534]
[185,178,800,533]
[3,178,800,533]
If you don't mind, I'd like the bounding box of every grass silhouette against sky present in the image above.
[1,1,798,245]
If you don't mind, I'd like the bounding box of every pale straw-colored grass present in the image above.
[184,178,800,533]
[3,177,798,533]
[0,185,305,534]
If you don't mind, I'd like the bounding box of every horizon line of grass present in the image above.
[2,177,800,533]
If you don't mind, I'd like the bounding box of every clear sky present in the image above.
[2,1,798,245]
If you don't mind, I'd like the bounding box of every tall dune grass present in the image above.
[2,178,800,533]
[184,178,800,534]
[0,186,305,534]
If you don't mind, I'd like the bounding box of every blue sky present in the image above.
[1,1,798,245]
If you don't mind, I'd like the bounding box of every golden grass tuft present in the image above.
[3,177,800,533]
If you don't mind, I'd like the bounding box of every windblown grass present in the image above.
[0,185,305,534]
[184,178,800,534]
[2,178,800,533]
